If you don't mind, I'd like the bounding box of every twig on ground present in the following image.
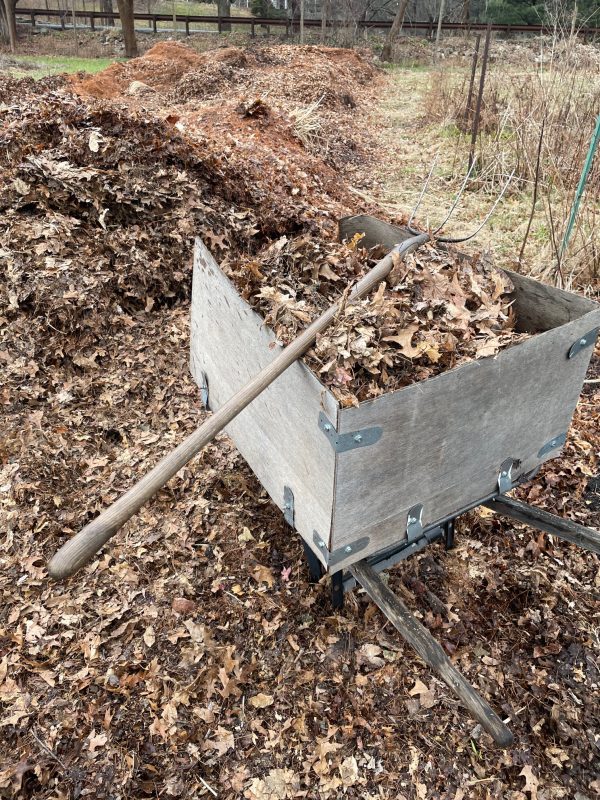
[199,775,218,797]
[30,728,68,771]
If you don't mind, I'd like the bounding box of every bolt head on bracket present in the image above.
[318,412,382,454]
[567,327,599,359]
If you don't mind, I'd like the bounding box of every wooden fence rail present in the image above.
[14,8,600,38]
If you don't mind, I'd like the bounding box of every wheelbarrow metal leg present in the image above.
[484,496,600,556]
[302,539,324,583]
[331,570,344,609]
[350,560,513,748]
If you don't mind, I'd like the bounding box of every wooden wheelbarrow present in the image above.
[48,213,600,748]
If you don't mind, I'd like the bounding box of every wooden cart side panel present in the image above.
[505,269,598,332]
[329,307,600,570]
[190,239,338,562]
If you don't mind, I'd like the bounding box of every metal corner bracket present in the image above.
[199,370,209,409]
[283,486,295,527]
[318,411,382,454]
[567,327,599,359]
[406,504,424,543]
[313,531,369,569]
[498,458,520,494]
[538,433,567,459]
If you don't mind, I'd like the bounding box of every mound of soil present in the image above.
[71,40,209,98]
[72,41,377,110]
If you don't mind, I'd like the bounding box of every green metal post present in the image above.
[559,114,600,259]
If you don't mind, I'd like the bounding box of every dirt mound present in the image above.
[173,60,243,102]
[72,41,377,110]
[71,40,210,98]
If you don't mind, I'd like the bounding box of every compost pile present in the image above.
[72,42,375,109]
[225,234,527,406]
[70,41,376,173]
[2,41,599,800]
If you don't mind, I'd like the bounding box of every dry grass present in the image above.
[288,94,326,148]
[373,44,600,294]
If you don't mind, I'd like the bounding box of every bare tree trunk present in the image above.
[1,0,18,51]
[381,0,409,62]
[217,0,230,31]
[101,0,114,27]
[461,0,470,23]
[320,0,327,43]
[299,0,304,43]
[71,0,79,54]
[435,0,445,44]
[116,0,138,57]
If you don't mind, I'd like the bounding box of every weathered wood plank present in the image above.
[350,560,514,747]
[504,269,598,333]
[330,305,600,569]
[484,496,600,554]
[189,239,339,564]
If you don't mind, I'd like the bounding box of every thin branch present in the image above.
[519,118,546,263]
[30,728,68,771]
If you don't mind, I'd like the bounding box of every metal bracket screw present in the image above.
[318,412,382,454]
[567,327,599,359]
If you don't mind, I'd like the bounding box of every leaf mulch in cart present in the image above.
[225,234,529,407]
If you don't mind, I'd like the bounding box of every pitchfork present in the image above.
[48,163,512,581]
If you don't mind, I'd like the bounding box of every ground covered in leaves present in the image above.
[1,40,599,800]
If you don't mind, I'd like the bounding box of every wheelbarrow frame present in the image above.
[189,215,600,747]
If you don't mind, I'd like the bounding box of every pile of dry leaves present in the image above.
[1,39,599,800]
[226,234,526,405]
[69,41,377,174]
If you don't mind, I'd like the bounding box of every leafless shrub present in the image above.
[424,40,600,289]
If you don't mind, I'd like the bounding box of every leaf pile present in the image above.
[225,234,528,406]
[70,41,377,173]
[1,40,599,800]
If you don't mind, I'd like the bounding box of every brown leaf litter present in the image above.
[1,40,599,800]
[224,232,528,406]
